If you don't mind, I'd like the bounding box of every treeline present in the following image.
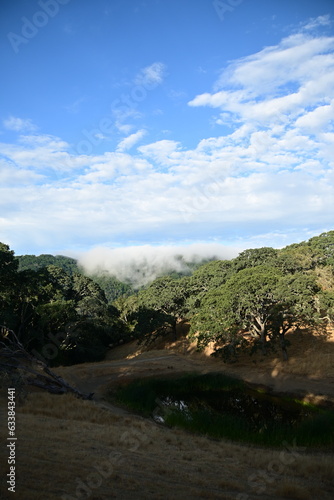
[17,253,134,303]
[1,231,334,366]
[0,247,132,365]
[115,231,334,361]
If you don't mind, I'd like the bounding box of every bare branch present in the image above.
[0,325,93,400]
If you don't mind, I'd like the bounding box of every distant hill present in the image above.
[16,253,218,299]
[16,254,133,302]
[16,254,79,275]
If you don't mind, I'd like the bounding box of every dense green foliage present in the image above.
[90,273,134,303]
[16,254,134,303]
[117,231,334,360]
[17,253,80,275]
[1,247,130,365]
[1,231,334,366]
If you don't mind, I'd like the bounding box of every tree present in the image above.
[317,290,334,324]
[233,247,278,272]
[191,265,320,361]
[42,265,73,301]
[191,265,282,354]
[135,276,190,342]
[89,273,133,303]
[130,306,175,345]
[0,243,18,307]
[183,260,233,315]
[0,243,18,284]
[12,269,47,341]
[71,273,107,304]
[270,273,320,360]
[16,253,79,274]
[188,259,233,293]
[307,231,334,267]
[276,244,316,274]
[0,243,21,333]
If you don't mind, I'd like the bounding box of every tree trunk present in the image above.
[260,327,267,354]
[172,319,177,341]
[279,332,289,361]
[253,316,267,354]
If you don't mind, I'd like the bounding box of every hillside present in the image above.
[1,327,334,500]
[16,253,134,303]
[1,230,334,368]
[1,231,334,499]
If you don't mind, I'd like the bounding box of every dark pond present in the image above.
[114,373,334,446]
[153,386,317,432]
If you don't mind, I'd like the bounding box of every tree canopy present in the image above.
[1,251,130,365]
[1,231,334,366]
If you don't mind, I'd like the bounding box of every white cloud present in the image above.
[114,121,134,134]
[78,243,239,287]
[116,129,147,152]
[303,14,331,31]
[3,116,37,132]
[64,96,86,114]
[295,101,334,132]
[77,152,152,183]
[138,140,182,166]
[134,62,166,87]
[0,134,82,172]
[1,23,333,257]
[94,132,107,141]
[0,159,43,185]
[110,63,167,134]
[188,30,334,128]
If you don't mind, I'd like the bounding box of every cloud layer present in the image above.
[0,23,333,256]
[78,243,240,288]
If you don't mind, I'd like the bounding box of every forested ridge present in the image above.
[1,231,334,366]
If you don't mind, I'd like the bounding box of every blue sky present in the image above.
[1,0,334,270]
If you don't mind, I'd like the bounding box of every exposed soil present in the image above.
[57,325,334,408]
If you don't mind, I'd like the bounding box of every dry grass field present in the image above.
[1,326,334,500]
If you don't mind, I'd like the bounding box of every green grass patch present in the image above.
[107,372,334,449]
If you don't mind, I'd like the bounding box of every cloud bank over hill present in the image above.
[78,243,241,288]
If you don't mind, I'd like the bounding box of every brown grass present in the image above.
[1,389,333,500]
[1,325,334,499]
[0,388,331,500]
[275,481,312,500]
[112,322,334,380]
